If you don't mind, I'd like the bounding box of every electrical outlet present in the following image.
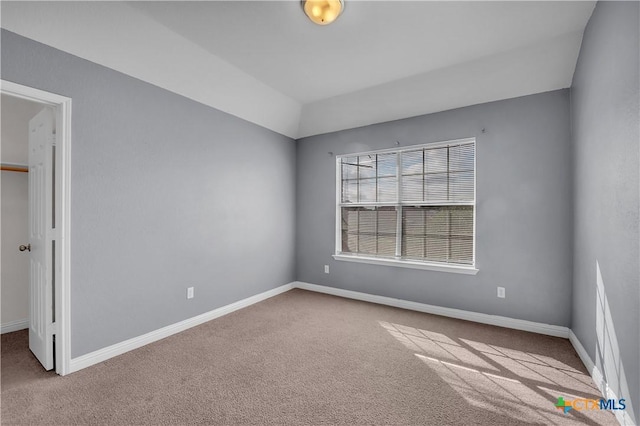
[497,287,505,298]
[187,287,194,299]
[324,265,330,274]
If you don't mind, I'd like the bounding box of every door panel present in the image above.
[28,107,54,371]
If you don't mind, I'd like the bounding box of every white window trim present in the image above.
[333,254,479,275]
[334,137,477,274]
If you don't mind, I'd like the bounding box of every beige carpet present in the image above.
[1,289,616,425]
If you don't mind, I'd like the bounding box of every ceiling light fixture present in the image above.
[302,0,344,26]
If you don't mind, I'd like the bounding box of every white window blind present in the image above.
[337,138,475,266]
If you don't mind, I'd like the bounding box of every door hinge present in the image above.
[48,322,57,335]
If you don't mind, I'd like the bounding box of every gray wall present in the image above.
[1,30,297,358]
[571,1,639,423]
[296,90,573,326]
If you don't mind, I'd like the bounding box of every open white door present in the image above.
[28,107,55,370]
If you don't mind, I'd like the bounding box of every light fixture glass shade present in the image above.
[303,0,344,25]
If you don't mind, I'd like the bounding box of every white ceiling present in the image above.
[1,1,596,139]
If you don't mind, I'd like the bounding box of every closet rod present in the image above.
[1,164,28,173]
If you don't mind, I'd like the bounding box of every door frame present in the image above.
[1,80,72,376]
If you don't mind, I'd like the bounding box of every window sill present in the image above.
[332,254,479,275]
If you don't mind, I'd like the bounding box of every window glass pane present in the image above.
[358,208,376,233]
[345,207,359,229]
[449,171,474,201]
[377,176,397,202]
[449,144,474,172]
[358,155,376,179]
[378,235,396,257]
[450,207,473,237]
[401,150,423,175]
[450,238,473,264]
[401,206,473,265]
[402,207,424,235]
[378,207,397,234]
[340,207,397,257]
[425,147,448,173]
[358,234,377,255]
[342,157,359,180]
[358,179,376,202]
[402,175,423,202]
[425,208,449,235]
[401,150,422,202]
[425,173,448,201]
[377,153,397,177]
[402,235,424,258]
[342,179,358,203]
[341,208,359,253]
[425,236,449,262]
[345,233,358,253]
[341,153,399,204]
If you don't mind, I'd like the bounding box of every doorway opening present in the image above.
[1,80,71,376]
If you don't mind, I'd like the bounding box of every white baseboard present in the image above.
[69,283,294,374]
[1,318,29,334]
[292,281,570,338]
[63,279,635,424]
[569,331,636,426]
[66,280,634,424]
[569,330,597,378]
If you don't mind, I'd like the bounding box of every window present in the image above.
[334,138,477,274]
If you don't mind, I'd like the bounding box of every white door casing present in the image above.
[1,79,71,375]
[28,107,55,371]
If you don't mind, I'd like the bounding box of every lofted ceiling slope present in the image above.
[1,1,596,139]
